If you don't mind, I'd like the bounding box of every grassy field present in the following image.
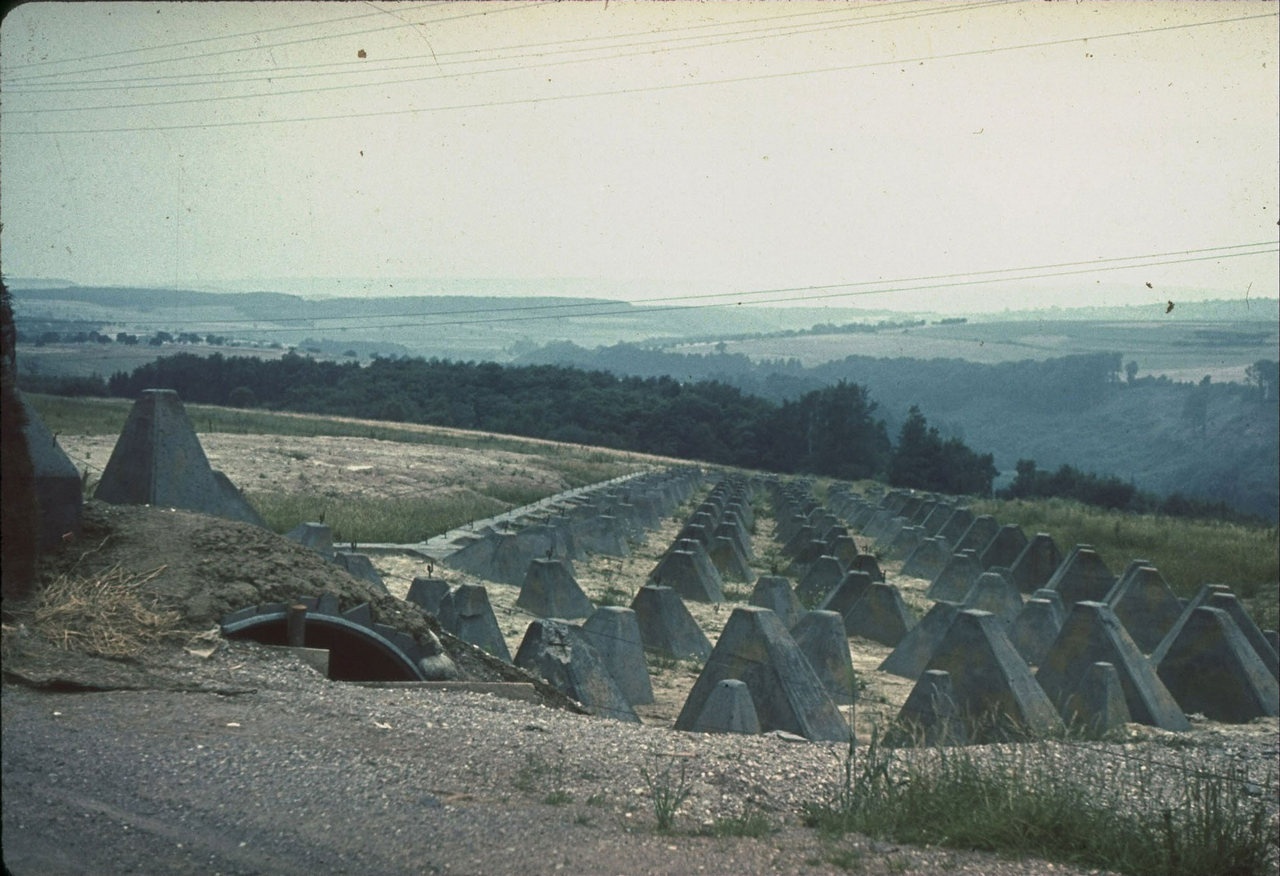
[972,497,1279,631]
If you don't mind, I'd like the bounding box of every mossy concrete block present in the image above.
[1106,565,1182,654]
[979,524,1028,571]
[674,607,849,742]
[690,679,762,735]
[438,582,511,663]
[901,536,952,581]
[581,606,654,706]
[927,551,981,603]
[1036,601,1189,731]
[1046,546,1116,607]
[517,558,594,620]
[878,600,961,680]
[922,609,1064,742]
[749,575,805,630]
[1156,606,1279,722]
[961,572,1024,628]
[818,571,873,630]
[514,619,639,723]
[889,669,967,746]
[630,585,712,661]
[796,555,847,606]
[1008,598,1064,667]
[791,610,858,704]
[1010,533,1063,593]
[845,582,916,647]
[1063,661,1132,738]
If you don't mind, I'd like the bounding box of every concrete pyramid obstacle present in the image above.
[580,606,654,706]
[1155,606,1280,723]
[961,571,1023,627]
[791,610,859,704]
[901,537,952,581]
[18,395,83,548]
[1007,597,1064,667]
[630,585,713,661]
[885,525,925,561]
[878,600,962,680]
[1062,661,1132,738]
[848,553,885,582]
[979,524,1028,571]
[95,389,264,526]
[1106,564,1183,654]
[1035,601,1189,731]
[514,619,639,723]
[889,669,967,746]
[1206,592,1280,680]
[333,551,387,591]
[708,535,755,584]
[749,575,805,629]
[285,522,334,559]
[1150,583,1233,667]
[1009,533,1063,593]
[827,534,859,568]
[674,607,849,742]
[648,543,725,603]
[844,582,916,647]
[690,679,762,735]
[818,571,874,628]
[936,507,976,545]
[1046,546,1116,606]
[406,576,451,616]
[926,551,981,602]
[953,515,999,555]
[517,558,594,619]
[796,555,846,606]
[918,609,1064,742]
[438,582,512,663]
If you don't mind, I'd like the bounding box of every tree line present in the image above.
[82,351,994,494]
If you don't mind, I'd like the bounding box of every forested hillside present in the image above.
[515,343,1279,520]
[72,352,996,496]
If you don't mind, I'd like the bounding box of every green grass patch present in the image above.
[247,492,510,543]
[972,497,1279,631]
[804,730,1277,876]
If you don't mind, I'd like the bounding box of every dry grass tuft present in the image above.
[26,564,186,659]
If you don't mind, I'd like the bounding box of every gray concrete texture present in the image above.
[95,389,265,526]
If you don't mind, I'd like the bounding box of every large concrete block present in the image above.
[1036,601,1188,731]
[844,582,916,647]
[580,606,654,706]
[1046,546,1116,606]
[1009,533,1063,593]
[791,610,858,704]
[517,558,594,619]
[1156,606,1279,722]
[690,679,761,735]
[878,600,962,680]
[1106,564,1182,654]
[674,607,849,742]
[927,551,981,603]
[438,582,511,663]
[961,571,1023,627]
[630,585,712,661]
[95,389,263,526]
[514,619,639,723]
[919,609,1064,742]
[749,575,805,629]
[796,555,846,606]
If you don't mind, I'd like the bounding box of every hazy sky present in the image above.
[2,1,1277,312]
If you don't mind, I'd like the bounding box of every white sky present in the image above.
[1,0,1277,312]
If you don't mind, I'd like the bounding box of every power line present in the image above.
[1,2,535,85]
[1,2,448,75]
[3,0,935,91]
[4,1,1010,112]
[16,242,1277,335]
[6,9,1272,136]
